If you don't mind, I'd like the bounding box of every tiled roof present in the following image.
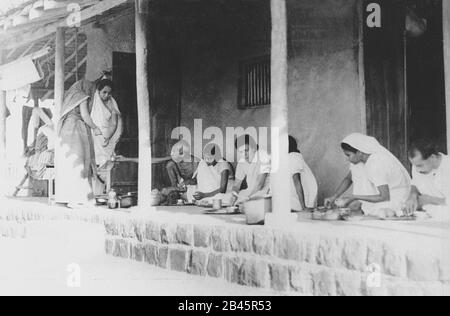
[0,0,98,32]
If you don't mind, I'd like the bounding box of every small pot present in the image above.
[242,197,272,225]
[119,193,137,209]
[213,199,223,210]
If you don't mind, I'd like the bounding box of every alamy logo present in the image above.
[366,3,382,28]
[66,263,81,288]
[170,119,283,172]
[66,3,81,28]
[366,263,381,288]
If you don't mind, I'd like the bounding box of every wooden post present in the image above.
[135,0,153,207]
[53,27,65,203]
[54,28,65,123]
[0,50,7,196]
[266,0,296,226]
[0,51,7,161]
[444,2,450,152]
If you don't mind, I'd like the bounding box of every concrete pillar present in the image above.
[53,27,65,202]
[54,28,65,123]
[0,51,7,161]
[266,0,297,227]
[0,51,7,196]
[135,0,153,207]
[444,1,450,152]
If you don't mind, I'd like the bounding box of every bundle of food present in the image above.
[311,207,351,221]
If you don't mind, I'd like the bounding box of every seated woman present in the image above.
[230,134,271,206]
[325,133,411,218]
[192,143,234,203]
[26,130,54,180]
[91,79,122,167]
[289,136,318,211]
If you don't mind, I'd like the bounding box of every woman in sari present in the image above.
[325,133,411,218]
[90,79,122,167]
[55,80,104,207]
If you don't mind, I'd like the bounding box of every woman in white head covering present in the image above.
[325,133,412,218]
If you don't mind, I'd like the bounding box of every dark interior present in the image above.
[406,0,447,152]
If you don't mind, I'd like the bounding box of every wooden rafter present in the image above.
[1,0,132,50]
[46,40,87,79]
[64,56,87,81]
[40,32,77,65]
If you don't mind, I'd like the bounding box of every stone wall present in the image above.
[103,213,450,296]
[1,200,449,296]
[0,220,26,239]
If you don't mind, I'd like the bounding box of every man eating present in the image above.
[405,138,450,220]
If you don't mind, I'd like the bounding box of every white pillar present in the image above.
[54,28,65,124]
[135,0,153,207]
[444,1,450,152]
[266,0,297,227]
[0,51,7,196]
[53,27,65,203]
[0,51,6,161]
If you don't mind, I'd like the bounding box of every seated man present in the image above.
[166,140,199,188]
[405,138,450,220]
[230,134,271,206]
[192,143,234,203]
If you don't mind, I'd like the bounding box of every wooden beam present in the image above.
[41,31,77,65]
[135,0,153,207]
[0,50,8,195]
[444,1,450,152]
[1,0,132,50]
[54,27,65,123]
[46,41,87,79]
[266,0,295,226]
[64,56,87,81]
[0,51,7,161]
[0,46,50,71]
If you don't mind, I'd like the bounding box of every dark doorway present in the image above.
[363,0,447,167]
[112,52,138,158]
[364,0,408,166]
[406,0,447,153]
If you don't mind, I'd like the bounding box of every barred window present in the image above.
[238,56,271,108]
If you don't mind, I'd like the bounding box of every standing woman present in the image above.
[55,80,103,208]
[91,79,122,167]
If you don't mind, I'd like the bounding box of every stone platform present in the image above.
[1,197,449,296]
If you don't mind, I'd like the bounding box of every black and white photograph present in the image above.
[0,0,449,298]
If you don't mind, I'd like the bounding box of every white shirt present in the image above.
[289,152,318,210]
[412,154,450,205]
[235,150,271,195]
[365,152,411,203]
[195,159,234,193]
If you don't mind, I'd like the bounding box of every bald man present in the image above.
[166,140,199,187]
